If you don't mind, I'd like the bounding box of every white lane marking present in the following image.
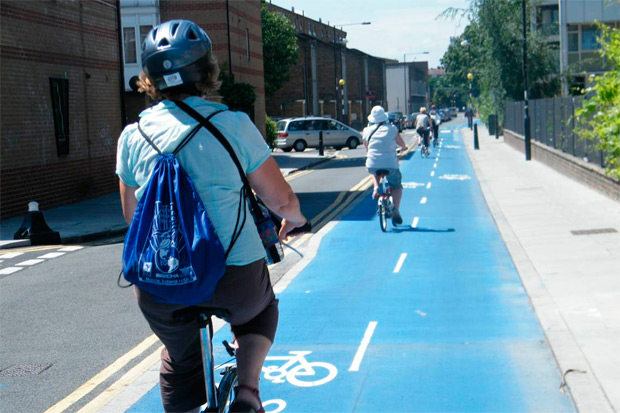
[0,252,24,259]
[420,197,427,204]
[412,217,419,228]
[393,253,407,273]
[349,321,378,372]
[38,252,66,259]
[430,171,435,177]
[16,259,45,266]
[426,182,432,189]
[433,163,437,168]
[435,157,439,161]
[0,267,23,275]
[58,246,84,252]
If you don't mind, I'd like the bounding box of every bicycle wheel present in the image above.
[217,367,238,413]
[378,200,387,232]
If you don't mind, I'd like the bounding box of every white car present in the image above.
[275,117,362,152]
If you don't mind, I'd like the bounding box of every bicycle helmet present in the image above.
[141,20,213,91]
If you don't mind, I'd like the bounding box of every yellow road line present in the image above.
[285,169,313,181]
[76,345,164,413]
[44,335,160,413]
[313,177,373,229]
[1,245,68,254]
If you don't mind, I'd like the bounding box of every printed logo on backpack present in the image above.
[122,120,229,305]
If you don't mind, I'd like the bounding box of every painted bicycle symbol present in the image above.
[262,351,338,387]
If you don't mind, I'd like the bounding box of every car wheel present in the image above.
[293,140,307,152]
[346,137,359,150]
[282,147,293,152]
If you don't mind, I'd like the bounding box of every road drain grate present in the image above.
[571,228,618,236]
[0,364,52,377]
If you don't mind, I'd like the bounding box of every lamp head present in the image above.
[339,79,345,86]
[467,73,474,81]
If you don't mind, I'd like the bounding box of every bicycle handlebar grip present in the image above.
[289,222,312,235]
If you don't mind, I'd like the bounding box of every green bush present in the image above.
[574,24,620,179]
[265,115,277,149]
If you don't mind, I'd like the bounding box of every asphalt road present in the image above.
[0,125,424,413]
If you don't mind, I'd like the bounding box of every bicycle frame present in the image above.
[198,314,218,409]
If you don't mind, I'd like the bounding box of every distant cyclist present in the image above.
[415,107,432,152]
[362,106,407,225]
[429,104,441,146]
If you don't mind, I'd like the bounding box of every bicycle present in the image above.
[173,307,238,412]
[418,133,430,158]
[262,351,338,387]
[375,169,394,232]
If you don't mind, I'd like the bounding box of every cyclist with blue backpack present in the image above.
[116,20,306,413]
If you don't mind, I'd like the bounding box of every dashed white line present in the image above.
[420,197,427,204]
[38,252,66,259]
[16,259,44,266]
[0,252,24,259]
[430,171,435,177]
[433,163,437,168]
[393,253,407,273]
[426,182,432,189]
[0,267,23,275]
[412,217,419,228]
[58,246,84,252]
[349,321,378,372]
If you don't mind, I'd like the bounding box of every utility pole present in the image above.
[522,0,531,161]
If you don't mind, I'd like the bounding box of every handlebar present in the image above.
[288,221,312,236]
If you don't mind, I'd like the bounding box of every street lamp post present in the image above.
[332,22,370,123]
[522,0,531,161]
[402,51,429,114]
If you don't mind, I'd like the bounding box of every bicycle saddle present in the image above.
[172,306,230,322]
[375,169,390,177]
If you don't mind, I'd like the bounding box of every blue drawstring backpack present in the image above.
[122,111,235,305]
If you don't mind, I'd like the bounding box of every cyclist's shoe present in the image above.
[392,211,403,226]
[372,187,380,199]
[230,385,265,413]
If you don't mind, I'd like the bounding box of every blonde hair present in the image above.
[136,54,221,100]
[420,107,427,113]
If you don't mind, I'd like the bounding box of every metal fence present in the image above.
[504,97,605,167]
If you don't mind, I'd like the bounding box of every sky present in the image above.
[269,0,472,68]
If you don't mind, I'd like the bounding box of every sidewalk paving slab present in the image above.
[462,124,619,413]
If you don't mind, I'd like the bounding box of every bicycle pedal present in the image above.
[222,340,236,357]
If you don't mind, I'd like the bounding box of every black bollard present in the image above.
[13,201,61,245]
[495,112,499,139]
[319,130,324,156]
[474,123,480,150]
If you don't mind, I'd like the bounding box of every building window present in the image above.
[123,27,137,63]
[139,25,152,50]
[537,5,559,36]
[49,78,70,157]
[581,26,601,50]
[568,32,579,52]
[246,28,250,60]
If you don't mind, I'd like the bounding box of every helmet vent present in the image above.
[171,22,180,37]
[157,38,170,49]
[188,29,198,40]
[151,28,158,41]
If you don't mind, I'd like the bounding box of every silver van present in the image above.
[275,117,363,152]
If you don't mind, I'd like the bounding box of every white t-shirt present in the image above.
[362,122,399,169]
[116,97,271,265]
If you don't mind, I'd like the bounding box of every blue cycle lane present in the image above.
[127,124,576,412]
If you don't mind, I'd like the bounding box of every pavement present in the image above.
[1,119,618,412]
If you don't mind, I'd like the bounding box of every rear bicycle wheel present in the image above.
[217,367,238,413]
[378,200,387,232]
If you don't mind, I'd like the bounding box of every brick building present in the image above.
[1,0,123,220]
[264,3,388,130]
[0,0,265,220]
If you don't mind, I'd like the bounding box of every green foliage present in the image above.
[265,115,278,149]
[439,0,560,122]
[261,1,298,98]
[574,24,620,179]
[219,70,256,117]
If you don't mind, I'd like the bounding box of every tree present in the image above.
[574,24,620,179]
[439,0,560,122]
[261,1,298,98]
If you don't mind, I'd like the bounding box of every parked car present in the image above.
[275,117,363,152]
[404,114,417,129]
[449,107,458,118]
[438,109,451,122]
[410,112,421,128]
[387,111,404,132]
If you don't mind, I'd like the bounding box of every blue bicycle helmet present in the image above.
[141,20,213,91]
